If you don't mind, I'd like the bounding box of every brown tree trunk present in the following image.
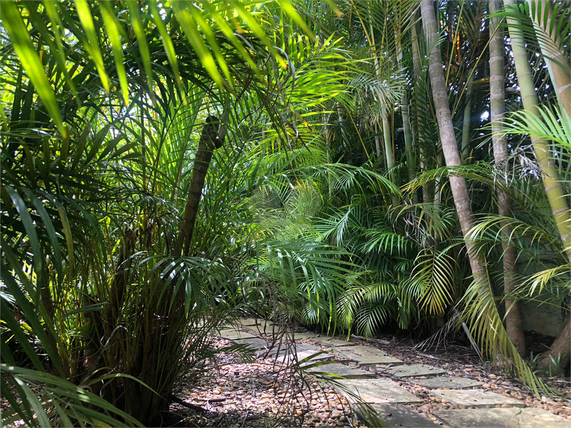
[489,0,527,357]
[177,116,225,256]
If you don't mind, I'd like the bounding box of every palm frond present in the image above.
[461,276,549,395]
[405,248,456,316]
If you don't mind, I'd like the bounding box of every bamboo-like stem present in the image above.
[505,0,571,372]
[411,21,431,203]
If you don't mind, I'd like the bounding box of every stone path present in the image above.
[217,322,570,427]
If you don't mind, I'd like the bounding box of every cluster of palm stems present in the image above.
[1,0,570,426]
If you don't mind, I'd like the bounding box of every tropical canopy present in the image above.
[1,0,570,426]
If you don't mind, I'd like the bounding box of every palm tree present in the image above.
[419,0,542,391]
[489,0,527,356]
[503,0,571,373]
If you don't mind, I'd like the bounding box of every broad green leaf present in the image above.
[126,1,154,94]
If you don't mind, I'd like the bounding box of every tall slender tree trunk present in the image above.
[382,114,395,183]
[374,123,383,159]
[420,0,486,279]
[324,112,333,198]
[505,0,571,372]
[489,0,526,357]
[411,21,431,203]
[396,37,416,188]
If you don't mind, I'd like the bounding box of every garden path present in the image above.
[218,319,571,427]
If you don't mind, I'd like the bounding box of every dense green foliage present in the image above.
[1,0,570,425]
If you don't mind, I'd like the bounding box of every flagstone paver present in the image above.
[337,378,423,404]
[236,318,261,327]
[337,345,405,366]
[385,364,446,378]
[295,349,334,362]
[433,407,570,427]
[232,337,269,350]
[264,343,335,364]
[369,404,441,427]
[409,376,483,389]
[218,328,257,340]
[292,331,320,340]
[430,389,525,408]
[303,362,376,379]
[310,336,355,347]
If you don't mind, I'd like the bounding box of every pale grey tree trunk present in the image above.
[420,0,485,279]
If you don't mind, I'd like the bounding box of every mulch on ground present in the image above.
[167,332,571,427]
[167,336,354,427]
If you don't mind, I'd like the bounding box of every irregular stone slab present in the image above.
[233,337,269,350]
[292,331,319,340]
[430,389,525,408]
[337,378,423,404]
[304,363,376,379]
[267,343,332,364]
[236,318,261,327]
[310,336,354,347]
[369,404,440,427]
[295,349,333,362]
[433,408,569,427]
[270,343,319,357]
[218,329,257,340]
[337,346,404,366]
[410,376,482,389]
[253,325,283,336]
[386,364,446,378]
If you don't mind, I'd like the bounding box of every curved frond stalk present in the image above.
[511,0,571,116]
